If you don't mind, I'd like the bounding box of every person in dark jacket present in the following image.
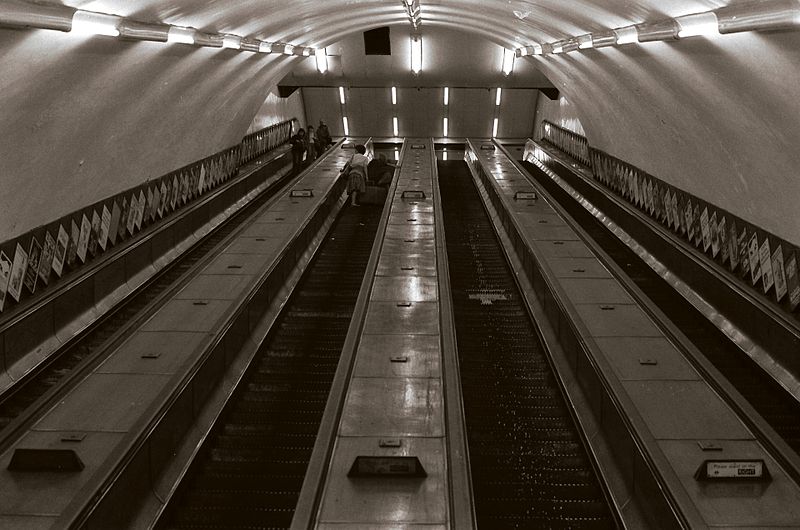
[290,128,307,174]
[317,120,331,151]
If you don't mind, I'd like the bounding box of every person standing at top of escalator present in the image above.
[290,128,307,174]
[307,125,318,161]
[317,120,332,151]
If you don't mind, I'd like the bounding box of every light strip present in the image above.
[339,86,346,105]
[411,35,422,73]
[342,116,349,136]
[394,149,400,161]
[614,25,639,44]
[71,11,120,36]
[282,44,294,55]
[391,86,397,105]
[315,48,328,70]
[167,26,195,44]
[495,87,502,106]
[492,118,499,138]
[222,34,241,49]
[259,41,274,53]
[443,87,449,105]
[443,117,449,137]
[577,34,593,49]
[442,147,448,161]
[676,12,720,38]
[393,117,399,137]
[502,48,515,75]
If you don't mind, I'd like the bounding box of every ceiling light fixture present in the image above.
[411,35,422,73]
[502,48,515,74]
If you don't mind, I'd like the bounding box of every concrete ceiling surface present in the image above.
[1,0,798,247]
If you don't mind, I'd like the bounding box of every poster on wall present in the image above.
[729,221,739,271]
[52,224,69,277]
[7,243,28,303]
[646,180,655,214]
[199,165,206,193]
[738,227,750,277]
[38,231,56,286]
[747,232,761,284]
[109,200,122,246]
[153,186,162,220]
[693,204,703,247]
[758,238,774,293]
[159,182,168,217]
[180,174,189,205]
[772,245,787,302]
[785,251,800,310]
[99,205,111,251]
[664,191,674,228]
[170,176,179,210]
[136,190,146,230]
[672,193,682,234]
[710,212,720,258]
[685,200,695,241]
[0,250,12,312]
[718,217,728,263]
[24,236,42,294]
[88,210,100,257]
[117,198,129,242]
[126,194,138,236]
[146,188,155,223]
[699,207,711,252]
[67,220,80,269]
[77,213,91,263]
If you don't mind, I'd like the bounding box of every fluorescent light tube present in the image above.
[676,12,720,38]
[167,26,195,44]
[71,10,120,37]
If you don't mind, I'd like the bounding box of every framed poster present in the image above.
[126,193,138,235]
[159,182,168,217]
[99,205,111,251]
[646,180,654,214]
[693,204,703,247]
[672,193,682,234]
[729,221,739,271]
[117,198,129,241]
[170,176,179,210]
[109,200,121,246]
[39,231,56,286]
[77,213,91,263]
[665,191,674,228]
[24,236,42,294]
[772,245,787,302]
[180,173,189,204]
[699,207,711,252]
[685,200,695,241]
[7,243,28,303]
[88,210,100,257]
[199,164,206,193]
[0,250,11,312]
[52,224,69,277]
[136,190,146,230]
[710,211,720,258]
[738,227,750,277]
[758,238,774,293]
[146,187,155,223]
[67,219,80,268]
[747,232,761,284]
[785,251,800,310]
[718,216,728,263]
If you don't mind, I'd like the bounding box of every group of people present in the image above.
[290,120,332,174]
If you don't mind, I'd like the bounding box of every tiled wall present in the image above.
[0,120,294,316]
[534,120,800,315]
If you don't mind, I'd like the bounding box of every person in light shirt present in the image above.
[342,144,369,206]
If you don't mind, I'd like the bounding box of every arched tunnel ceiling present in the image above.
[2,0,799,250]
[63,0,725,48]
